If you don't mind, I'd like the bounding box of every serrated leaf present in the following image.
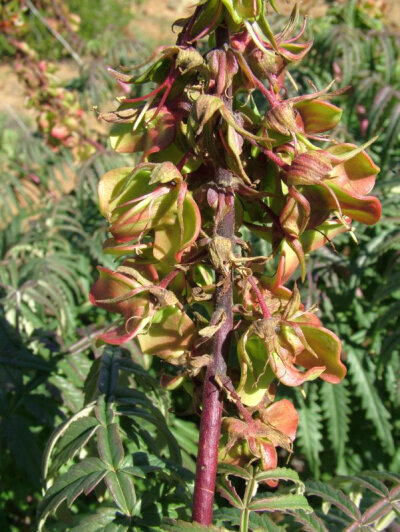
[213,507,242,529]
[360,497,393,528]
[389,484,400,501]
[42,402,97,480]
[38,458,108,530]
[104,470,136,516]
[373,272,400,302]
[218,463,253,480]
[170,418,199,460]
[117,406,181,465]
[364,471,400,485]
[320,381,350,470]
[306,480,362,522]
[95,395,115,426]
[51,417,99,473]
[98,351,120,399]
[368,86,396,136]
[289,509,329,532]
[118,466,146,479]
[247,511,284,531]
[347,349,394,454]
[380,102,400,170]
[217,476,244,509]
[97,423,124,469]
[254,467,304,491]
[335,474,389,497]
[131,452,194,484]
[69,507,120,531]
[249,494,312,512]
[296,386,323,478]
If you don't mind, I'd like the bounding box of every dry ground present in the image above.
[1,0,400,117]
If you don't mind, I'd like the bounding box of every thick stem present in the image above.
[192,23,234,526]
[192,169,235,524]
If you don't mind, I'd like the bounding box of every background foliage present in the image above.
[0,0,399,530]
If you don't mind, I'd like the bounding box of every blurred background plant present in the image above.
[0,0,399,530]
[287,0,400,481]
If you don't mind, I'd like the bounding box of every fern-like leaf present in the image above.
[320,381,350,472]
[346,348,394,454]
[295,385,324,478]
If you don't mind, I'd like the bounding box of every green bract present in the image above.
[98,163,201,263]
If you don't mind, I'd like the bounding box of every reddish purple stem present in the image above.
[159,269,180,289]
[248,275,271,318]
[192,169,234,525]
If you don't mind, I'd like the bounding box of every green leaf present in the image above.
[95,396,125,469]
[98,351,120,399]
[69,508,121,532]
[218,463,253,480]
[295,386,323,478]
[95,395,115,426]
[363,471,400,485]
[372,272,400,302]
[247,511,284,531]
[237,331,275,406]
[38,458,108,530]
[288,510,329,532]
[254,467,305,491]
[131,452,194,484]
[49,356,88,413]
[360,497,394,528]
[380,102,400,170]
[170,417,199,462]
[367,86,396,136]
[97,423,124,469]
[295,100,342,134]
[213,507,242,529]
[306,480,362,522]
[217,476,244,509]
[42,402,97,480]
[163,520,228,531]
[335,474,389,497]
[104,470,136,516]
[347,348,395,454]
[248,494,312,512]
[320,381,350,470]
[118,406,182,465]
[51,416,99,473]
